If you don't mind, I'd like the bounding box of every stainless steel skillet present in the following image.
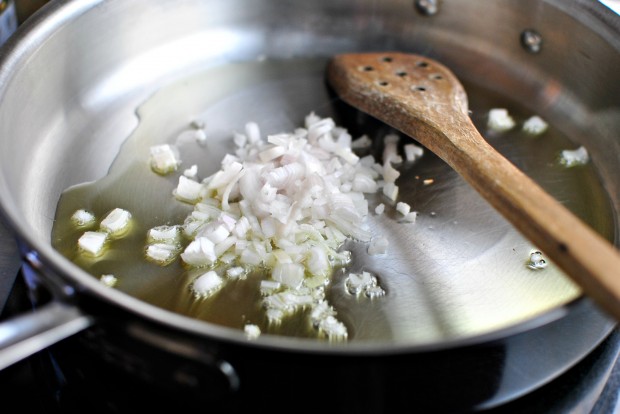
[0,0,618,411]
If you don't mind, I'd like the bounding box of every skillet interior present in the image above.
[0,0,618,347]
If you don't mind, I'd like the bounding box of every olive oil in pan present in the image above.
[51,58,615,343]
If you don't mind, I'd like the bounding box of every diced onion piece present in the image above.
[271,262,305,289]
[375,203,385,215]
[382,134,401,165]
[245,122,261,144]
[208,161,244,191]
[383,182,399,201]
[260,280,282,295]
[220,213,237,231]
[181,237,217,267]
[174,176,203,204]
[244,324,261,340]
[365,285,386,298]
[192,270,223,298]
[260,217,277,239]
[71,209,96,227]
[327,215,372,242]
[306,246,330,278]
[396,202,411,216]
[383,162,400,183]
[345,271,375,295]
[239,248,263,266]
[200,223,230,244]
[404,143,424,162]
[259,145,286,162]
[150,144,180,174]
[233,216,250,238]
[305,112,322,127]
[352,173,377,193]
[78,231,108,256]
[214,236,237,257]
[263,289,313,314]
[523,115,548,135]
[271,249,293,265]
[351,134,372,149]
[368,236,389,256]
[99,274,118,287]
[317,316,348,341]
[147,225,180,243]
[183,164,198,178]
[219,252,236,264]
[146,243,179,265]
[308,117,335,142]
[335,147,360,165]
[345,271,385,298]
[226,266,246,279]
[266,308,285,324]
[402,211,418,223]
[488,108,516,132]
[310,301,336,327]
[560,146,589,167]
[100,208,132,236]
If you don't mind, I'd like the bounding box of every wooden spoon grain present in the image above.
[327,52,620,321]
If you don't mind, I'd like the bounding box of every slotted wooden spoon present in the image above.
[327,52,620,321]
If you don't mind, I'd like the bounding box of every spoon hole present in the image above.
[377,80,389,87]
[381,56,393,62]
[412,86,426,92]
[359,65,374,72]
[396,71,407,77]
[430,74,443,80]
[416,61,429,68]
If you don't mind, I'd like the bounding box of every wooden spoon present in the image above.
[327,52,620,321]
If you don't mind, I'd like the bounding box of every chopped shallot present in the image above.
[99,274,118,287]
[523,115,548,135]
[488,108,516,132]
[71,209,96,227]
[244,324,261,340]
[404,143,424,162]
[192,270,223,298]
[368,236,389,256]
[150,144,180,174]
[144,113,425,340]
[100,208,132,236]
[78,231,108,256]
[560,146,589,167]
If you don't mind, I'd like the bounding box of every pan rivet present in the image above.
[521,29,543,54]
[414,0,439,16]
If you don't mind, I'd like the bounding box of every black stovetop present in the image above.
[1,274,619,413]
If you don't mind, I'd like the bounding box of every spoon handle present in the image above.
[449,116,620,321]
[328,52,620,321]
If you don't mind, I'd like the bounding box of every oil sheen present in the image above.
[51,58,615,343]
